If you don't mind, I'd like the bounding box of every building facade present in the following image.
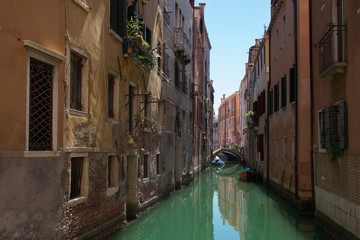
[193,3,212,173]
[0,0,212,238]
[218,93,239,149]
[266,0,312,211]
[311,0,360,238]
[0,0,67,238]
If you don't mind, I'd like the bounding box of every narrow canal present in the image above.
[108,165,330,240]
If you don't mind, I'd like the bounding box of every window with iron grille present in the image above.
[108,74,114,118]
[29,58,53,151]
[281,74,287,108]
[70,53,82,110]
[70,157,84,199]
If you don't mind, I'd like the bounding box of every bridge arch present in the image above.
[213,148,245,163]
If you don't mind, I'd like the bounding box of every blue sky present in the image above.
[195,0,271,112]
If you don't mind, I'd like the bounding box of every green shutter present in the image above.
[319,110,325,148]
[339,101,347,149]
[329,106,338,146]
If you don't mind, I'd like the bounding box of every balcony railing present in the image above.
[127,37,155,70]
[318,25,346,79]
[174,27,192,63]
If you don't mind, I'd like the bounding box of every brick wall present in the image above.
[315,152,360,238]
[65,153,126,239]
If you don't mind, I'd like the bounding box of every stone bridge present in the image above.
[212,148,245,163]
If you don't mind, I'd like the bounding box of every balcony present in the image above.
[318,25,346,80]
[174,27,192,64]
[127,37,155,70]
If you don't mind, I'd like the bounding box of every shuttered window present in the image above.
[70,53,82,110]
[110,0,127,38]
[269,89,273,116]
[289,65,296,103]
[143,155,148,179]
[175,62,181,88]
[339,101,347,149]
[281,75,287,108]
[108,74,114,118]
[274,83,279,112]
[319,103,346,150]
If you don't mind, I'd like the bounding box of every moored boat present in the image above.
[238,168,256,181]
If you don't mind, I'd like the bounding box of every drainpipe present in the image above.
[294,0,299,202]
[309,0,316,212]
[266,32,271,186]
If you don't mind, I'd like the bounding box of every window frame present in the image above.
[69,46,89,115]
[68,153,89,207]
[25,41,64,152]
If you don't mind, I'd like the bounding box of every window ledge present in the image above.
[68,108,89,118]
[24,151,61,158]
[109,29,124,43]
[106,187,119,197]
[108,118,120,125]
[72,0,90,12]
[68,196,87,207]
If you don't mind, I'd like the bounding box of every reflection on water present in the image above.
[108,165,329,240]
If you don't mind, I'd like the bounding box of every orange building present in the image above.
[267,0,312,211]
[218,93,240,148]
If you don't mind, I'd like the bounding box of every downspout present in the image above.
[266,32,271,186]
[309,0,316,212]
[294,0,299,201]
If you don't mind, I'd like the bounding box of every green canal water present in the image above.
[108,164,330,240]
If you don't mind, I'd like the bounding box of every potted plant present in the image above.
[127,16,150,52]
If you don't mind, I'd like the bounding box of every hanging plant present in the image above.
[329,141,344,161]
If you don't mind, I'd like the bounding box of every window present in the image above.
[276,139,280,160]
[275,28,279,59]
[143,155,149,179]
[175,62,181,88]
[70,157,88,200]
[289,65,296,103]
[70,53,83,110]
[128,85,135,134]
[291,0,295,35]
[143,24,152,46]
[108,74,115,118]
[283,136,287,161]
[319,102,347,150]
[282,13,286,47]
[156,154,160,175]
[29,58,53,151]
[292,135,296,162]
[108,155,119,188]
[281,74,287,108]
[274,83,279,112]
[269,89,273,116]
[110,0,127,38]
